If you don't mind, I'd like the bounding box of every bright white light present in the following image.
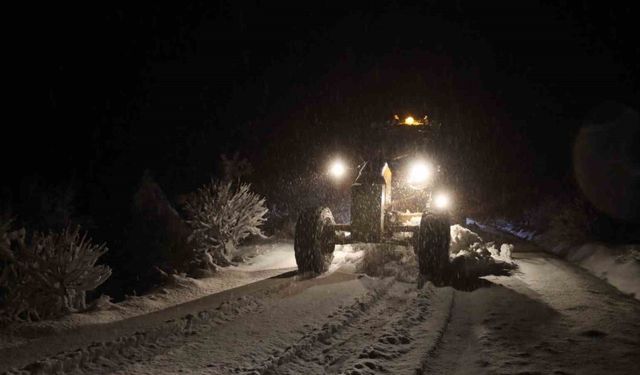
[404,116,415,125]
[329,159,347,179]
[400,115,424,126]
[434,192,451,210]
[407,161,432,185]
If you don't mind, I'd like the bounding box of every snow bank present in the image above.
[354,244,417,282]
[450,224,483,254]
[469,218,640,300]
[0,228,519,352]
[3,295,263,374]
[446,225,518,282]
[235,241,297,271]
[558,242,640,299]
[0,240,297,350]
[328,244,366,273]
[450,224,514,263]
[353,226,517,284]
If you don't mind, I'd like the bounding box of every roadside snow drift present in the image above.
[468,218,640,300]
[5,226,638,375]
[563,243,640,299]
[447,225,517,282]
[0,225,519,373]
[450,224,484,254]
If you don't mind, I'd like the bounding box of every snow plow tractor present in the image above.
[294,115,453,283]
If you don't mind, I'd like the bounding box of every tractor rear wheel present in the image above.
[294,207,336,274]
[416,212,451,284]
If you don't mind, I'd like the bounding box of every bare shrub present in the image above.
[183,180,268,270]
[0,226,111,321]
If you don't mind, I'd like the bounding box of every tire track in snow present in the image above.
[414,290,455,375]
[276,282,413,374]
[234,279,396,375]
[339,285,454,375]
[237,281,454,375]
[2,296,263,375]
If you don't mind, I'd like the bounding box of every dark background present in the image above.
[4,1,638,232]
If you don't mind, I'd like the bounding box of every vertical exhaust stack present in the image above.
[350,162,391,242]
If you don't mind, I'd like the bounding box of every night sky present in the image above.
[5,1,639,225]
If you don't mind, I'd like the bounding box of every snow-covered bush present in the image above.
[0,226,111,321]
[183,180,268,269]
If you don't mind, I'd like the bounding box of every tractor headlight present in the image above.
[407,160,433,187]
[404,116,415,125]
[434,192,451,210]
[396,114,425,126]
[328,159,347,179]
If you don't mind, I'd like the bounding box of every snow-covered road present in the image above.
[1,230,639,375]
[427,251,640,374]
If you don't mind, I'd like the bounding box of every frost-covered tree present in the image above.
[183,180,268,269]
[0,225,111,321]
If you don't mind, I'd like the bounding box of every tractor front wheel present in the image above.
[416,212,451,284]
[294,207,336,274]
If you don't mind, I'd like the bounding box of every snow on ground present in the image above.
[450,224,514,262]
[468,217,640,300]
[563,243,640,299]
[234,239,298,271]
[237,240,368,275]
[1,225,514,352]
[450,224,484,254]
[339,225,516,284]
[447,224,517,283]
[328,244,366,273]
[0,239,297,351]
[0,238,362,352]
[427,249,640,375]
[2,226,639,374]
[354,243,418,282]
